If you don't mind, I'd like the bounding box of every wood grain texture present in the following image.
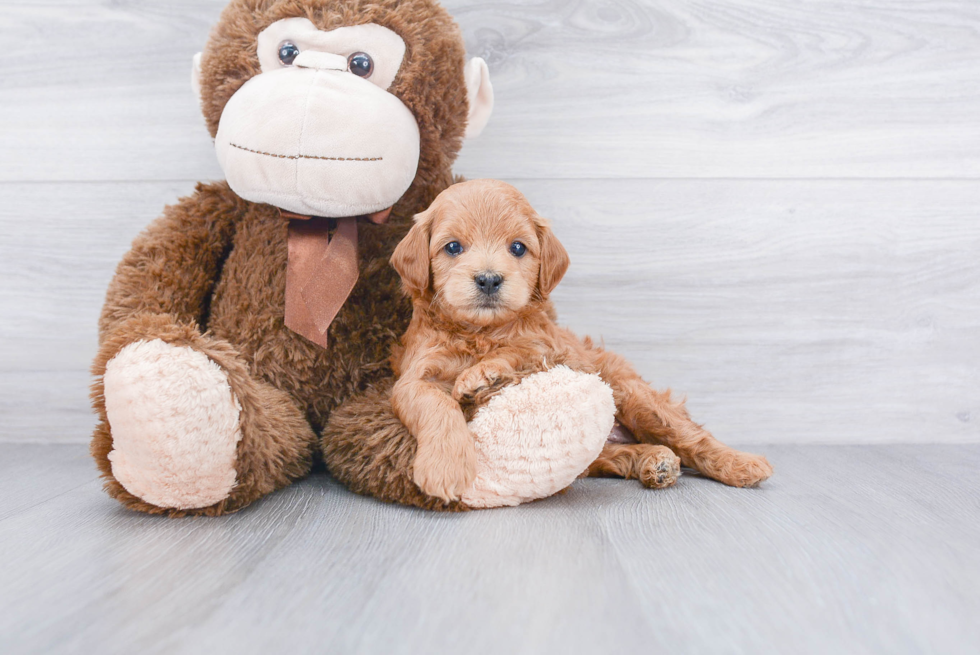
[0,443,978,654]
[0,181,200,443]
[0,0,978,445]
[1,2,976,651]
[454,0,980,179]
[1,2,976,650]
[543,178,980,444]
[0,0,979,181]
[2,179,977,444]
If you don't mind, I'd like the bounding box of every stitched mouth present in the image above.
[230,143,383,162]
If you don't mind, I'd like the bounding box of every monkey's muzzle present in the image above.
[214,62,420,219]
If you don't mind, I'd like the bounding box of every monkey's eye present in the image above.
[444,241,463,256]
[278,41,300,66]
[509,241,527,257]
[348,52,374,78]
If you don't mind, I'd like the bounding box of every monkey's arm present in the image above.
[98,182,243,340]
[91,182,315,516]
[391,352,477,503]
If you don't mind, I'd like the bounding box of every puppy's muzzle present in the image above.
[474,272,503,296]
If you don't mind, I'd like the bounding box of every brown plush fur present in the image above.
[320,381,469,511]
[324,180,772,510]
[91,0,471,516]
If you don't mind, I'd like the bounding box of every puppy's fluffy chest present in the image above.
[438,315,555,371]
[393,301,596,395]
[444,331,515,360]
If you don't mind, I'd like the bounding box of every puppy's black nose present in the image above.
[474,272,503,295]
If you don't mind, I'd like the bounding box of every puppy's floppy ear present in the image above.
[534,215,570,297]
[391,207,434,294]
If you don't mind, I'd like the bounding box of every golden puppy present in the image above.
[390,179,772,503]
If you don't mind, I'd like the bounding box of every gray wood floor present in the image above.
[1,443,978,654]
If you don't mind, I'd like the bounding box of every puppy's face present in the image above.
[392,179,569,327]
[429,191,539,325]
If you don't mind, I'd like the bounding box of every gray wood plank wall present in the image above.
[1,0,978,444]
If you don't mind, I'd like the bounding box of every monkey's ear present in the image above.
[191,52,203,101]
[534,215,570,297]
[464,58,493,139]
[391,209,434,294]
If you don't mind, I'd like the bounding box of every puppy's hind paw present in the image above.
[716,451,773,488]
[638,447,681,489]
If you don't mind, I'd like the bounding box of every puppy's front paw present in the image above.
[452,362,504,401]
[413,434,478,503]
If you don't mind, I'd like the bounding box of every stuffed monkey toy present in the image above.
[91,0,616,515]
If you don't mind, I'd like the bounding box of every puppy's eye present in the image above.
[348,52,374,78]
[278,41,300,66]
[509,241,527,257]
[444,241,463,256]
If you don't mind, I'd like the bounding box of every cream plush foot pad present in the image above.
[461,366,616,508]
[103,339,242,510]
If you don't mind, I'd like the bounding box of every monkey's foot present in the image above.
[103,339,242,510]
[461,366,616,508]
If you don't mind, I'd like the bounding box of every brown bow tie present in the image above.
[282,207,391,347]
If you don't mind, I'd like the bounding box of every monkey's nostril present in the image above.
[474,272,503,295]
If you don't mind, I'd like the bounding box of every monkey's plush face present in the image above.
[193,1,494,220]
[213,18,419,217]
